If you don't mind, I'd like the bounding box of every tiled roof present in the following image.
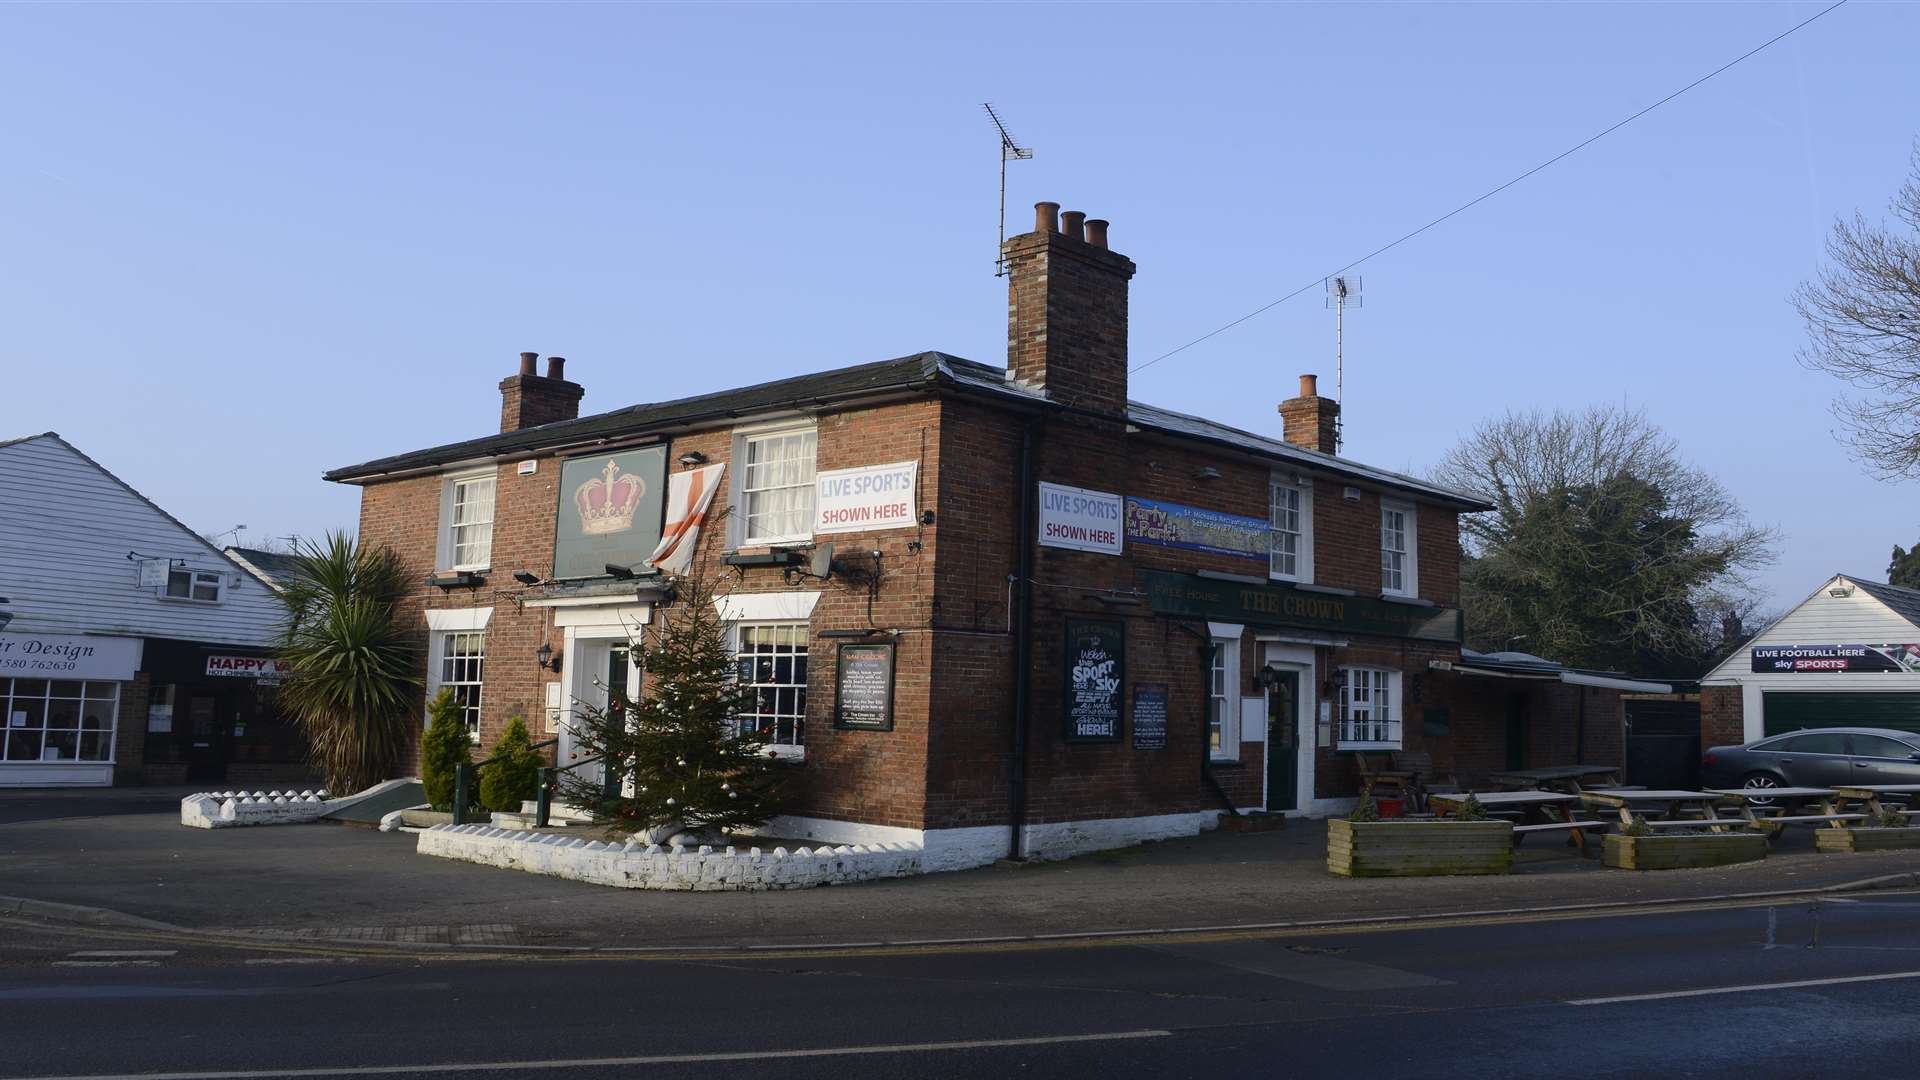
[223,546,303,586]
[1849,576,1920,629]
[324,352,1487,509]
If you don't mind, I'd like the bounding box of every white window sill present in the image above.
[1339,742,1401,751]
[1380,593,1433,607]
[765,745,806,762]
[158,596,221,605]
[1210,753,1241,763]
[742,538,813,551]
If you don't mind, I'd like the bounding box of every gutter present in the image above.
[1007,420,1038,860]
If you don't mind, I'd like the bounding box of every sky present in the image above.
[3,2,1916,609]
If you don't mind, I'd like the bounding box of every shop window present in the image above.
[165,569,224,602]
[1381,501,1417,597]
[1209,636,1241,761]
[1,678,117,763]
[735,426,816,546]
[1269,476,1312,582]
[733,622,807,756]
[440,472,496,572]
[1337,668,1400,749]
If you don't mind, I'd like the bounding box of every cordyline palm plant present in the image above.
[274,532,420,795]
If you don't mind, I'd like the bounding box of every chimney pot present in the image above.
[1034,201,1060,233]
[519,352,539,376]
[546,356,566,381]
[1061,210,1086,240]
[1084,219,1109,248]
[1299,374,1318,398]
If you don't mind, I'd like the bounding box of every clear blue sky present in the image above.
[5,2,1915,608]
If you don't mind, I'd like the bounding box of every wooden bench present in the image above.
[1641,818,1753,829]
[1751,813,1867,825]
[1513,821,1608,835]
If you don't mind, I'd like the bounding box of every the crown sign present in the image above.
[575,459,646,536]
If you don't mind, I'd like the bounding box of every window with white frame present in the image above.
[733,622,808,752]
[1380,501,1416,596]
[1209,636,1240,760]
[1270,476,1310,581]
[1,678,118,762]
[1337,668,1400,749]
[436,631,486,740]
[738,428,817,545]
[164,569,223,602]
[445,474,496,571]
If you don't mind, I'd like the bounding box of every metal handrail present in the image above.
[450,737,560,826]
[535,751,620,828]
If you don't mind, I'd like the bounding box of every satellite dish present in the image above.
[811,542,835,581]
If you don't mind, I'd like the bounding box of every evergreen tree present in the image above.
[1890,543,1920,590]
[558,575,788,838]
[479,716,543,813]
[420,688,472,812]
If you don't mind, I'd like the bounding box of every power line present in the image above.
[1130,0,1850,376]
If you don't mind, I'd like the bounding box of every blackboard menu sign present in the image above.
[834,642,895,731]
[1132,682,1168,750]
[1064,618,1125,741]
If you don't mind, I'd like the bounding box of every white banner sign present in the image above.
[815,460,918,535]
[205,655,291,681]
[1038,482,1123,555]
[0,633,140,681]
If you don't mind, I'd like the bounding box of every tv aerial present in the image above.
[982,103,1034,277]
[1325,275,1363,450]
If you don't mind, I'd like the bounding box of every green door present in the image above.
[1266,671,1299,811]
[1763,692,1920,737]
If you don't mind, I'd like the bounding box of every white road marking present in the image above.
[1568,969,1920,1005]
[51,961,161,968]
[0,1030,1172,1080]
[243,958,358,966]
[68,950,177,958]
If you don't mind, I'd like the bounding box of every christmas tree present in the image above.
[558,575,789,840]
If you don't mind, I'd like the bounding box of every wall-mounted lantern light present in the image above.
[537,642,562,673]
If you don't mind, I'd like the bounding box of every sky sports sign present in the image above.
[815,460,918,535]
[1751,644,1920,674]
[1037,482,1123,555]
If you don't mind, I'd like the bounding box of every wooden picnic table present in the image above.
[1486,765,1624,793]
[1579,789,1746,833]
[1706,787,1863,833]
[1829,784,1920,825]
[1430,790,1609,855]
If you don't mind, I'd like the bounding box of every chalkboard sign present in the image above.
[1132,682,1168,750]
[1063,618,1125,741]
[834,642,895,731]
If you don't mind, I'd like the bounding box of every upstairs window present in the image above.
[1337,668,1400,749]
[739,428,816,545]
[1380,500,1417,597]
[165,569,223,603]
[1269,477,1310,581]
[446,474,496,571]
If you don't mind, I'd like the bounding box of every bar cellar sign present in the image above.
[1065,618,1125,741]
[834,642,895,730]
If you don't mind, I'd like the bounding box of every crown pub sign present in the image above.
[553,446,669,580]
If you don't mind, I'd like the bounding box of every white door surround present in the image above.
[1260,642,1316,815]
[555,605,649,781]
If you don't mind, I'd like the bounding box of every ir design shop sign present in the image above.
[554,446,668,580]
[815,461,917,535]
[834,642,895,731]
[1064,617,1125,741]
[1124,497,1269,562]
[1751,644,1920,674]
[1037,482,1123,555]
[0,632,139,681]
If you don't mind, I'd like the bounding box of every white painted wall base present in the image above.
[757,809,1235,872]
[419,824,923,890]
[179,777,417,829]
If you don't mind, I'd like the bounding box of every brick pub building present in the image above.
[326,201,1648,869]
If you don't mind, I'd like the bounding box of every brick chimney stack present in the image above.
[1004,200,1137,416]
[1279,373,1340,454]
[499,352,585,432]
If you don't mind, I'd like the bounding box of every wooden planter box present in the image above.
[1814,826,1920,853]
[1602,832,1766,870]
[1327,819,1514,877]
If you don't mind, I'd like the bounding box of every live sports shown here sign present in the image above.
[1751,644,1920,674]
[553,446,668,580]
[815,461,917,535]
[1064,617,1125,741]
[1037,482,1123,555]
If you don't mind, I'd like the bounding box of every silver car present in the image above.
[1701,727,1920,800]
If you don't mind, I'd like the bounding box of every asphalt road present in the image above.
[4,891,1920,1079]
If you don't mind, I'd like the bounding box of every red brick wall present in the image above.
[1701,685,1744,748]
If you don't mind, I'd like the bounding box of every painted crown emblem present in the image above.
[574,459,645,535]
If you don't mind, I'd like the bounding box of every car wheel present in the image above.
[1741,772,1782,807]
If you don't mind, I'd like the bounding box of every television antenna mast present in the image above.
[982,103,1034,277]
[1325,275,1362,450]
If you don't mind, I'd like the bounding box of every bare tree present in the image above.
[1433,405,1776,673]
[1796,144,1920,478]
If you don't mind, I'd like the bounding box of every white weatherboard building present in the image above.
[0,433,298,787]
[1702,574,1920,744]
